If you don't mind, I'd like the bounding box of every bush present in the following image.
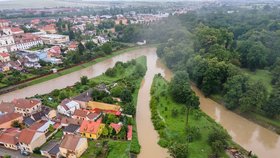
[158,138,169,148]
[105,68,116,77]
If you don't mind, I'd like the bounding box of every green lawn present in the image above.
[107,141,130,158]
[151,75,229,158]
[241,69,273,93]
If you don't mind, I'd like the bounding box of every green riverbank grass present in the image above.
[151,75,229,158]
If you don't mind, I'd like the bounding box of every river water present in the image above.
[0,47,279,158]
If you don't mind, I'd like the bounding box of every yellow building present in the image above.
[87,101,120,111]
[79,119,105,140]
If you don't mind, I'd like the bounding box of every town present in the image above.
[1,0,280,158]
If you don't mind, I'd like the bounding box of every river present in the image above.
[0,47,279,158]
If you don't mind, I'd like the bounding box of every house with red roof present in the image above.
[0,19,9,27]
[18,128,46,153]
[0,128,21,150]
[31,19,40,25]
[0,52,10,62]
[72,109,89,120]
[0,101,15,115]
[110,123,122,134]
[11,27,24,35]
[47,46,61,58]
[0,113,23,129]
[13,98,42,117]
[39,24,57,34]
[127,125,133,141]
[79,118,105,140]
[59,134,88,158]
[68,41,78,51]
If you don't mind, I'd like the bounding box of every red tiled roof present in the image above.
[79,119,102,134]
[60,134,82,151]
[0,52,10,58]
[110,123,122,133]
[11,27,23,33]
[0,113,22,125]
[18,128,36,144]
[29,120,47,131]
[92,108,121,116]
[0,101,14,113]
[0,128,20,145]
[86,112,99,120]
[73,109,88,118]
[127,125,132,140]
[12,98,41,109]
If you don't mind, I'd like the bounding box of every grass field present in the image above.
[151,75,229,158]
[241,69,273,93]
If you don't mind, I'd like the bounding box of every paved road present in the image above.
[0,147,43,158]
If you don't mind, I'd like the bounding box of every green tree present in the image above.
[208,128,230,157]
[120,89,132,103]
[101,43,112,54]
[224,75,249,109]
[168,143,189,158]
[78,42,85,54]
[80,76,89,85]
[262,87,280,118]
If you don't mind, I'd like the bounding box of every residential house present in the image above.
[59,134,88,158]
[14,33,43,50]
[72,109,88,120]
[73,89,93,109]
[13,98,42,117]
[40,140,60,158]
[127,125,133,140]
[0,101,15,115]
[31,19,40,25]
[29,120,55,134]
[59,116,82,127]
[38,34,69,45]
[23,53,41,68]
[11,27,24,35]
[0,52,10,62]
[18,128,46,153]
[23,117,36,127]
[79,119,105,140]
[87,101,121,112]
[0,62,10,72]
[110,123,122,134]
[0,19,9,27]
[0,28,17,53]
[47,46,61,58]
[0,113,23,129]
[57,99,80,117]
[86,112,100,121]
[68,42,78,51]
[0,128,21,150]
[39,24,57,34]
[63,124,80,135]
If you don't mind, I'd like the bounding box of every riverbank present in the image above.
[34,56,146,158]
[0,45,152,95]
[150,75,248,158]
[210,94,280,135]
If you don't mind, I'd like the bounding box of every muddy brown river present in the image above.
[0,47,279,158]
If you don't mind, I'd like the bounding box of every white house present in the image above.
[57,99,80,117]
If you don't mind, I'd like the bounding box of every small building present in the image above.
[18,128,46,153]
[0,128,21,150]
[0,113,23,129]
[79,119,105,140]
[110,123,122,134]
[57,99,80,117]
[73,89,93,109]
[0,52,10,62]
[0,101,15,115]
[127,125,133,141]
[63,124,80,135]
[87,101,121,112]
[38,34,70,45]
[59,134,88,158]
[29,120,55,134]
[13,98,42,117]
[72,109,88,120]
[40,140,60,158]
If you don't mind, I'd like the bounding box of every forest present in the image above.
[153,6,280,129]
[114,5,280,131]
